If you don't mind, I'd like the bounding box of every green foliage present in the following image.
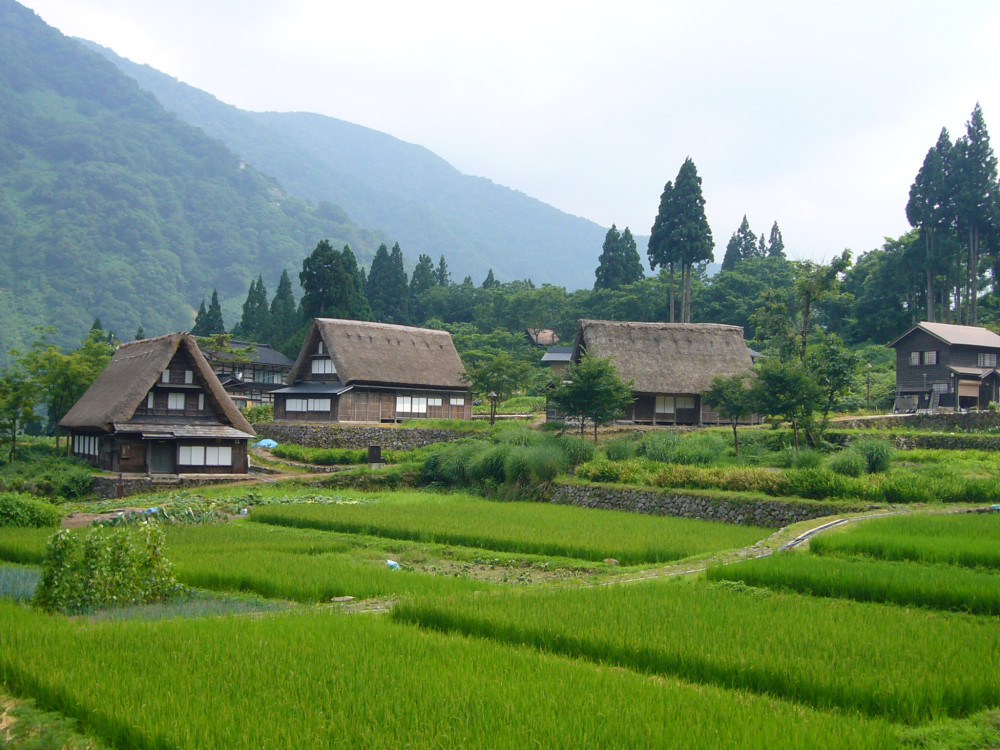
[242,404,273,424]
[232,275,270,340]
[828,448,867,477]
[0,492,63,528]
[594,225,644,290]
[636,431,682,462]
[667,431,727,465]
[299,240,371,321]
[550,434,595,465]
[604,437,638,461]
[33,523,180,614]
[0,442,94,499]
[852,438,894,473]
[550,354,634,440]
[191,289,226,336]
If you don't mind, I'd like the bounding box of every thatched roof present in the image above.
[60,333,254,435]
[574,320,754,394]
[287,319,468,390]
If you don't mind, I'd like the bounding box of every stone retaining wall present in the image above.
[826,430,1000,451]
[548,482,869,528]
[253,422,468,450]
[91,474,252,500]
[835,412,1000,431]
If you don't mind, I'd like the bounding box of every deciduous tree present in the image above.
[550,355,634,441]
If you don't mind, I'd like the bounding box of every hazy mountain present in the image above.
[88,43,615,290]
[0,0,383,355]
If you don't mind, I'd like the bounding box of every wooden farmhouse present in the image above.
[59,333,255,474]
[272,318,471,423]
[889,321,1000,412]
[202,339,294,407]
[565,319,755,425]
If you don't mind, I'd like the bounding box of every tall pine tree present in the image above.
[300,240,371,322]
[767,222,785,258]
[595,225,644,290]
[436,254,450,286]
[647,181,678,321]
[366,243,410,323]
[721,215,757,271]
[233,275,270,341]
[268,270,299,346]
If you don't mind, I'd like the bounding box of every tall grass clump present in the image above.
[852,438,894,473]
[491,423,545,446]
[637,431,681,462]
[669,431,727,465]
[0,603,895,748]
[827,449,867,477]
[603,437,637,461]
[395,578,1000,724]
[551,434,595,466]
[523,444,569,483]
[0,492,63,528]
[466,444,512,485]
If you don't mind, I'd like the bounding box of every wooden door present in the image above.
[149,441,176,474]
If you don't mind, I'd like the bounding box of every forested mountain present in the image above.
[88,43,612,290]
[0,0,382,356]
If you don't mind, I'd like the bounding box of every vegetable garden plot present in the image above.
[250,491,772,565]
[394,579,1000,724]
[0,603,895,749]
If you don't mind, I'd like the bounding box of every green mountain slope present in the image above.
[88,44,612,290]
[0,0,382,355]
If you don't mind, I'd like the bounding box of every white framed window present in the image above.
[317,341,325,355]
[979,352,997,368]
[450,397,465,406]
[909,351,921,366]
[286,398,306,412]
[311,358,335,375]
[147,392,154,410]
[184,370,194,384]
[428,397,443,407]
[396,394,411,413]
[198,393,205,411]
[923,351,937,366]
[676,396,696,409]
[206,446,232,466]
[308,398,331,412]
[75,435,98,456]
[161,370,170,383]
[932,383,949,394]
[179,445,205,465]
[655,396,675,414]
[167,393,186,410]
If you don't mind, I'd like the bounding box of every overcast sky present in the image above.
[22,0,1000,264]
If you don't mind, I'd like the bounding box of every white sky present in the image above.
[21,0,1000,264]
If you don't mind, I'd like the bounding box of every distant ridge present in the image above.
[88,42,617,290]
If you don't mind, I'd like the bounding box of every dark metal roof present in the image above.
[271,382,354,396]
[205,341,294,367]
[112,423,255,440]
[889,322,1000,349]
[946,365,1000,379]
[541,347,573,363]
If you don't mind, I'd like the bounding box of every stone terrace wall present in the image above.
[254,422,468,450]
[91,474,251,500]
[835,412,1000,431]
[549,483,869,528]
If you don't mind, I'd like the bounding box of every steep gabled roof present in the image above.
[287,318,467,390]
[574,319,754,394]
[59,333,254,435]
[888,322,1000,349]
[204,340,294,367]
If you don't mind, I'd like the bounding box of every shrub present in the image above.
[503,447,533,485]
[879,475,932,504]
[524,445,570,483]
[788,448,824,470]
[552,435,595,466]
[491,424,545,447]
[669,432,726,465]
[637,432,681,462]
[852,438,894,474]
[467,444,512,485]
[827,449,866,477]
[0,492,63,528]
[33,522,181,614]
[243,404,274,423]
[604,438,637,461]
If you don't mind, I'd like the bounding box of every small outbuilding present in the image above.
[59,333,255,474]
[566,319,755,425]
[272,318,471,422]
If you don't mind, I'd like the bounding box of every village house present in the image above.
[202,339,294,407]
[561,319,755,425]
[59,333,255,474]
[272,318,471,422]
[889,321,1000,412]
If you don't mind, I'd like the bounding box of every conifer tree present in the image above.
[647,180,678,321]
[234,275,270,341]
[202,289,226,335]
[90,318,103,333]
[191,300,208,335]
[436,255,450,286]
[410,254,437,297]
[367,243,410,323]
[907,128,954,323]
[722,216,755,272]
[269,270,299,345]
[767,222,786,258]
[300,241,370,322]
[482,269,498,289]
[595,225,643,290]
[134,326,145,340]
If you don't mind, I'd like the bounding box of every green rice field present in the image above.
[249,490,773,565]
[394,579,1000,724]
[0,602,895,749]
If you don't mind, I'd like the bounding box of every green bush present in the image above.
[243,404,274,424]
[33,522,181,614]
[467,444,512,485]
[827,450,866,477]
[879,475,932,504]
[0,492,63,528]
[503,447,533,485]
[604,438,637,461]
[524,445,569,483]
[788,449,824,470]
[491,424,545,447]
[638,431,682,462]
[852,438,894,474]
[552,435,595,466]
[669,432,726,465]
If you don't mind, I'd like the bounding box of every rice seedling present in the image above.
[250,491,772,565]
[394,578,1000,723]
[0,602,896,749]
[707,552,1000,615]
[0,565,40,601]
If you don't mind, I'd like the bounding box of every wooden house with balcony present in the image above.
[59,333,255,474]
[559,320,755,426]
[202,339,294,406]
[888,321,1000,412]
[272,318,471,422]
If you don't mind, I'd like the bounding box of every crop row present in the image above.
[249,492,772,565]
[707,552,1000,615]
[0,603,895,749]
[394,579,1000,723]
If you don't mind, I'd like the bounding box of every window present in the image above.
[198,393,205,411]
[161,370,170,383]
[676,396,696,410]
[147,392,154,410]
[909,351,921,366]
[184,370,194,384]
[979,352,998,368]
[932,383,949,394]
[655,396,675,414]
[311,358,335,375]
[308,398,331,412]
[428,397,443,407]
[317,341,324,355]
[396,395,411,413]
[450,397,465,406]
[167,393,186,410]
[205,446,232,466]
[74,435,98,456]
[179,445,205,465]
[286,398,307,412]
[923,351,937,365]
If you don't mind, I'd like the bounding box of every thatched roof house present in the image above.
[60,333,254,474]
[273,318,471,422]
[570,320,754,425]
